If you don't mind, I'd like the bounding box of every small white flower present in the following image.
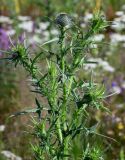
[84,58,115,72]
[116,104,124,109]
[110,33,125,43]
[84,13,93,22]
[39,22,50,30]
[18,21,33,32]
[84,58,98,70]
[18,15,31,21]
[0,16,12,23]
[93,34,105,42]
[103,65,115,72]
[80,23,86,28]
[0,125,5,132]
[111,15,125,31]
[98,59,115,72]
[35,29,41,34]
[115,117,121,122]
[6,29,16,36]
[111,21,125,31]
[50,29,59,35]
[84,63,97,70]
[115,11,124,16]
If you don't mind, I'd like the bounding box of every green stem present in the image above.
[63,136,70,160]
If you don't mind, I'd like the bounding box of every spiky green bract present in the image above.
[5,13,110,159]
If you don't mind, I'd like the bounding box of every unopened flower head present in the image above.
[55,13,73,28]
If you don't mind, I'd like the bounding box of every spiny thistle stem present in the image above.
[1,12,111,160]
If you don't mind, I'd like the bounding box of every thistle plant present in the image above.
[3,12,110,160]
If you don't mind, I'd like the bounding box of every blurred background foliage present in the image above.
[0,0,125,159]
[0,0,125,16]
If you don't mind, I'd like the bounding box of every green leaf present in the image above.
[9,108,40,117]
[35,98,42,119]
[40,38,59,47]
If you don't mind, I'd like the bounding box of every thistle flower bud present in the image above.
[55,13,73,28]
[11,51,19,60]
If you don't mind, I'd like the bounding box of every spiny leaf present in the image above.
[35,98,42,119]
[9,108,40,117]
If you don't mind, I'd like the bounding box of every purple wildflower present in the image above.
[0,26,10,56]
[111,81,118,87]
[18,34,24,44]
